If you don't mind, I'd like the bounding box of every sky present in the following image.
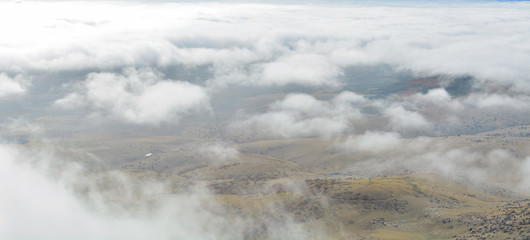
[1,0,530,239]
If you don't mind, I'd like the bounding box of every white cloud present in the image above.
[54,93,85,109]
[338,133,530,191]
[464,93,530,110]
[0,74,28,98]
[341,131,402,153]
[235,92,365,138]
[200,142,239,161]
[55,69,210,125]
[0,141,313,239]
[260,53,342,87]
[0,143,226,240]
[2,2,530,92]
[384,105,431,132]
[411,88,463,111]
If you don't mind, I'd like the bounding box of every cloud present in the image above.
[0,74,28,98]
[259,53,342,87]
[337,132,530,191]
[55,69,210,125]
[521,156,530,190]
[0,143,233,240]
[464,93,530,110]
[411,88,463,111]
[2,2,530,92]
[207,53,343,88]
[414,146,526,189]
[234,92,365,138]
[0,140,315,239]
[341,131,402,153]
[199,142,239,161]
[233,86,524,138]
[384,105,431,132]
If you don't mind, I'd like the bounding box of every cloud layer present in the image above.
[55,69,210,125]
[235,92,365,138]
[2,1,530,90]
[0,1,527,131]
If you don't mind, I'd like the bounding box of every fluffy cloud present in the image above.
[341,131,402,153]
[235,92,365,138]
[464,93,530,110]
[411,88,463,112]
[259,53,341,87]
[234,81,527,137]
[55,69,210,125]
[384,105,431,132]
[2,2,530,91]
[0,74,28,98]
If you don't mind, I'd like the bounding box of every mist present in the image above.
[0,139,317,239]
